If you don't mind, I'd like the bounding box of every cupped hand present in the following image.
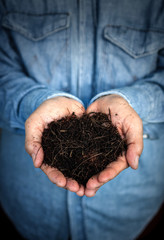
[25,96,85,196]
[85,94,143,197]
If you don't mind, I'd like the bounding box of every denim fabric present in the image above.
[0,0,164,239]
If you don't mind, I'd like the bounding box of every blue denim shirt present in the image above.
[0,1,164,240]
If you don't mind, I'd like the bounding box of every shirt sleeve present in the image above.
[0,11,82,133]
[90,50,164,124]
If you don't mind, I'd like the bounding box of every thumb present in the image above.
[25,118,44,168]
[126,144,140,169]
[125,126,143,169]
[25,138,44,168]
[31,144,44,168]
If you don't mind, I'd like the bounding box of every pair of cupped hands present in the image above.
[25,94,143,197]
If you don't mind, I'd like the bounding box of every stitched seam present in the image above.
[2,13,70,41]
[106,24,164,34]
[104,26,164,58]
[5,11,70,17]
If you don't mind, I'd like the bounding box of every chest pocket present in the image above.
[2,12,71,90]
[2,12,70,41]
[104,25,164,59]
[97,24,164,91]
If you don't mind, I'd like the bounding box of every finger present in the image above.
[32,144,44,168]
[125,123,143,169]
[86,156,128,191]
[25,117,45,167]
[84,188,97,197]
[86,175,104,190]
[25,137,44,168]
[126,143,142,169]
[65,178,80,192]
[76,185,85,197]
[41,164,66,188]
[98,156,128,183]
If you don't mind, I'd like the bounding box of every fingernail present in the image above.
[133,156,139,169]
[32,153,36,162]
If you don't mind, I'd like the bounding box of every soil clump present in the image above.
[42,111,127,186]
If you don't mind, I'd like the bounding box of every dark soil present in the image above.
[42,111,127,186]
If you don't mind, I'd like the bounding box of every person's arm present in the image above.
[90,71,164,124]
[85,50,164,197]
[0,6,85,196]
[0,25,82,133]
[90,49,164,124]
[25,96,85,196]
[0,4,83,133]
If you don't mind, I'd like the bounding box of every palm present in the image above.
[25,97,85,195]
[84,94,143,197]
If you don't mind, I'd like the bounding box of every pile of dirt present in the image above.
[42,111,127,186]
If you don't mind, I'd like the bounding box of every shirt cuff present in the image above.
[19,87,84,123]
[89,85,153,121]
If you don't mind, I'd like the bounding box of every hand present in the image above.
[85,94,143,197]
[25,97,85,196]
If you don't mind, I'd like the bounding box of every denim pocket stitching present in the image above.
[104,24,164,59]
[2,12,70,41]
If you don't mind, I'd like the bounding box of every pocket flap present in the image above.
[2,12,70,41]
[104,25,164,58]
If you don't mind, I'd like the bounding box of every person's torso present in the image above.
[1,0,164,107]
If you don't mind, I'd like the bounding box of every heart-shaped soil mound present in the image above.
[42,112,127,186]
